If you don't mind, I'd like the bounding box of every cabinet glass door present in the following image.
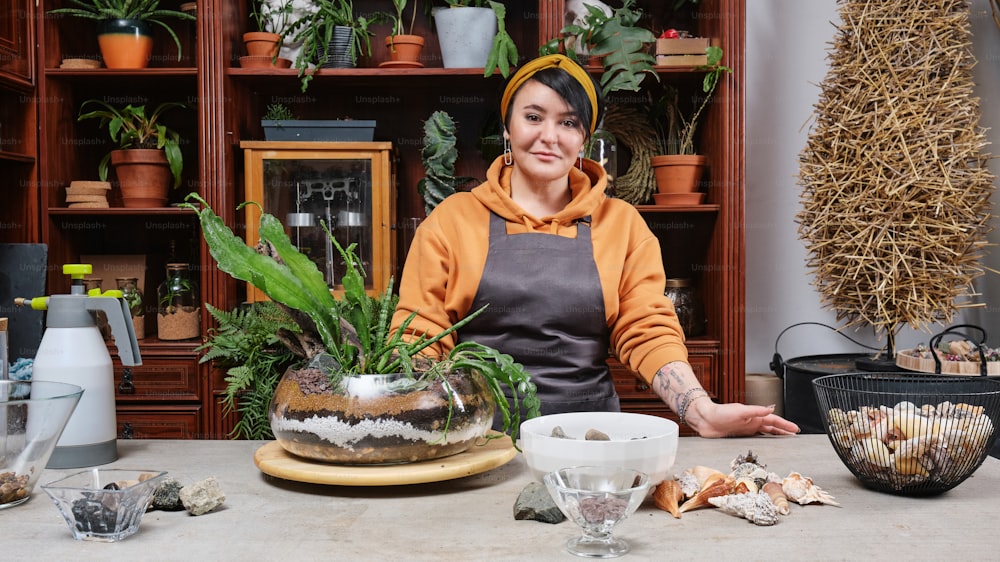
[242,142,395,302]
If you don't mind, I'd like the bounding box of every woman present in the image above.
[392,54,798,438]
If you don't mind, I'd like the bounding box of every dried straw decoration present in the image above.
[798,0,995,338]
[603,104,659,205]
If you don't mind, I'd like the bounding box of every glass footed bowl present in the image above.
[0,380,83,509]
[543,466,651,559]
[41,469,167,542]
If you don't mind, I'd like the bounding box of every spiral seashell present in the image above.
[782,472,840,507]
[679,474,733,513]
[653,479,684,519]
[675,470,700,499]
[850,436,892,469]
[708,491,778,526]
[762,481,790,515]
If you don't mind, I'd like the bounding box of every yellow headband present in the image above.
[500,54,599,134]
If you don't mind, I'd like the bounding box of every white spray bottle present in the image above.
[16,264,141,468]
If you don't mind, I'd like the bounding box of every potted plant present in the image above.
[242,0,296,68]
[183,193,539,463]
[291,0,389,91]
[433,1,518,78]
[48,0,195,69]
[260,102,376,142]
[417,110,478,215]
[382,0,424,67]
[650,45,731,198]
[77,99,190,208]
[539,0,656,95]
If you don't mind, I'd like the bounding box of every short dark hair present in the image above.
[503,66,606,139]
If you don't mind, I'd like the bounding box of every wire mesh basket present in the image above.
[812,372,1000,495]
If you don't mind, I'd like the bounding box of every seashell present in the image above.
[731,462,769,490]
[688,465,725,488]
[850,436,892,469]
[827,407,850,427]
[708,491,778,526]
[892,436,929,460]
[675,470,700,498]
[584,428,610,441]
[781,472,840,507]
[732,476,759,494]
[892,453,930,477]
[830,427,856,450]
[954,402,985,418]
[762,481,790,515]
[729,450,764,472]
[679,474,733,513]
[653,479,684,519]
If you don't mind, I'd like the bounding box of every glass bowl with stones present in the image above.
[269,355,496,464]
[42,469,167,541]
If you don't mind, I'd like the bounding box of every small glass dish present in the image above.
[41,469,167,542]
[544,466,651,559]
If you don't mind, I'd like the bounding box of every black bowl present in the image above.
[812,372,1000,495]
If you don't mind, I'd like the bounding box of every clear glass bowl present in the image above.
[544,466,651,559]
[0,380,83,509]
[41,469,167,541]
[269,355,496,464]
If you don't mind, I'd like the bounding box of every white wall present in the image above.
[745,0,1000,373]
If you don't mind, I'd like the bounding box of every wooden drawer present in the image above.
[117,405,202,439]
[114,356,200,402]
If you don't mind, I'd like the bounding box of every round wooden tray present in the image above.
[253,434,517,486]
[896,348,1000,376]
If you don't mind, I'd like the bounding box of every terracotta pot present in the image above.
[110,149,171,208]
[384,35,425,64]
[239,55,292,69]
[269,357,496,464]
[243,31,281,58]
[97,19,153,69]
[651,154,707,194]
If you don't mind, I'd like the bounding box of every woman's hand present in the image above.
[684,399,800,438]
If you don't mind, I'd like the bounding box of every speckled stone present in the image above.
[513,481,565,524]
[179,476,226,516]
[151,477,185,511]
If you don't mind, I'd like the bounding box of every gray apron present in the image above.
[458,212,619,425]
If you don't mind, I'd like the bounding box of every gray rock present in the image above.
[179,476,226,516]
[513,481,565,524]
[151,477,185,511]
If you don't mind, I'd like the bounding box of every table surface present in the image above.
[6,435,1000,561]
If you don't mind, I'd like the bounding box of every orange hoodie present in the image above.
[391,156,688,384]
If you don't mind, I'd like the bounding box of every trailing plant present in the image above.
[652,46,732,155]
[48,0,195,60]
[418,111,478,215]
[197,302,300,440]
[181,193,540,444]
[291,0,390,92]
[539,0,657,95]
[77,99,190,189]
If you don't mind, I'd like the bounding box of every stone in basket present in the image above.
[895,324,1000,377]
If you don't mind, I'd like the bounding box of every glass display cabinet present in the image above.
[241,141,396,302]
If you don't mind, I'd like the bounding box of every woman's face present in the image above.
[505,79,588,186]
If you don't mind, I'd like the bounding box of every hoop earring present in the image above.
[503,136,513,166]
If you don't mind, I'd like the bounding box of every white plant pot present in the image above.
[434,7,497,69]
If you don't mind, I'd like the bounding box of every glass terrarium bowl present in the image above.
[0,380,83,509]
[269,355,496,464]
[544,466,651,559]
[41,469,167,542]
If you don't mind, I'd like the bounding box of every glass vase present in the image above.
[156,263,200,341]
[116,277,145,340]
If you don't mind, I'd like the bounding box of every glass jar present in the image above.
[664,278,706,337]
[116,277,145,340]
[156,263,200,340]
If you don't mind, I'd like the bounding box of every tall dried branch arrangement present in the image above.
[797,0,995,342]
